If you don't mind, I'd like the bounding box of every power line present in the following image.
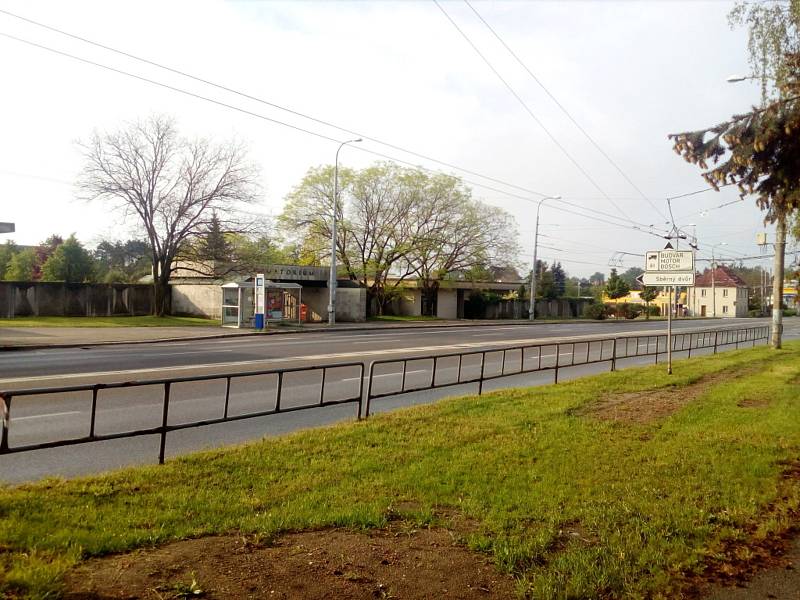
[463,0,668,222]
[433,0,639,226]
[0,28,670,239]
[0,10,665,234]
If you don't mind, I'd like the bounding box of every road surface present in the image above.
[1,318,796,483]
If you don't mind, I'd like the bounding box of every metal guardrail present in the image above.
[0,362,364,464]
[0,325,770,465]
[364,325,771,417]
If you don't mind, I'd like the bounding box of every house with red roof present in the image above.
[686,265,748,318]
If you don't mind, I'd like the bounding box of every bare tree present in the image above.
[78,115,259,315]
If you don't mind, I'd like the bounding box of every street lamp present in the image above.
[328,138,362,326]
[529,195,561,321]
[711,242,726,318]
[726,74,756,83]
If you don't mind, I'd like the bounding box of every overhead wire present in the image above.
[432,0,640,226]
[463,0,668,222]
[0,9,669,235]
[0,27,671,240]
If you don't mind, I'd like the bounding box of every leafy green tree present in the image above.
[620,267,644,289]
[551,262,566,298]
[280,162,518,316]
[41,234,95,282]
[605,268,630,301]
[93,239,150,282]
[640,287,659,320]
[564,276,581,297]
[0,240,18,279]
[5,248,37,281]
[589,271,605,286]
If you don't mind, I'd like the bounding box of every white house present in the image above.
[686,265,748,318]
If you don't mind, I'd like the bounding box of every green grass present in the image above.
[0,316,218,328]
[2,343,800,599]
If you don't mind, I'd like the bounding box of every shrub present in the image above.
[644,305,660,317]
[783,308,797,317]
[622,304,643,319]
[582,301,608,320]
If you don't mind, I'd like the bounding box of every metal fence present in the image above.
[0,325,770,464]
[0,362,364,464]
[364,325,771,416]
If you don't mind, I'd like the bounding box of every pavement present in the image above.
[0,316,714,350]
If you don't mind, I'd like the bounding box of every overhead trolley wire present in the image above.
[463,0,668,222]
[0,27,670,239]
[432,0,640,226]
[0,8,665,234]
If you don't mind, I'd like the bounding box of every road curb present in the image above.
[0,317,720,351]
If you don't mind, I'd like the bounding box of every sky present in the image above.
[0,0,792,278]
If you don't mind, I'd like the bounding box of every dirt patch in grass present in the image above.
[686,461,800,598]
[578,367,758,425]
[61,525,515,600]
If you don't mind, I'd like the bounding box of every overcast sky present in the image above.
[0,0,790,278]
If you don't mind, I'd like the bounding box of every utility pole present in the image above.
[528,195,561,321]
[772,216,786,348]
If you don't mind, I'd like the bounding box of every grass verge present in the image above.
[0,316,218,328]
[2,343,800,598]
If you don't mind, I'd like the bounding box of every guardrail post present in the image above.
[89,385,99,439]
[275,372,283,412]
[0,393,10,452]
[357,363,365,420]
[223,377,231,419]
[478,352,486,395]
[365,362,376,419]
[554,343,560,384]
[158,382,171,465]
[319,368,327,405]
[611,338,617,372]
[713,331,719,354]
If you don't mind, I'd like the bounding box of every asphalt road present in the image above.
[1,318,796,483]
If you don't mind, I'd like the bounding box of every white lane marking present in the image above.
[0,325,755,386]
[148,350,236,357]
[14,410,82,421]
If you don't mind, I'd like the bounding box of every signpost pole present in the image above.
[667,286,673,375]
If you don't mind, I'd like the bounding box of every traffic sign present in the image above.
[0,222,14,234]
[645,250,694,272]
[642,272,695,286]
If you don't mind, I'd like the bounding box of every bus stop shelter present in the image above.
[221,280,303,328]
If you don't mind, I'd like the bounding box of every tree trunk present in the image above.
[771,213,786,349]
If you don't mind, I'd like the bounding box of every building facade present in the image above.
[686,266,748,318]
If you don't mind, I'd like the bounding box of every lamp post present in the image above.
[328,138,362,326]
[711,242,726,318]
[529,195,561,321]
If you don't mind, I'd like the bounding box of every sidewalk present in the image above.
[0,317,669,350]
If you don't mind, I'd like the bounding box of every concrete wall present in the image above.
[0,282,153,318]
[171,284,222,319]
[398,290,421,317]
